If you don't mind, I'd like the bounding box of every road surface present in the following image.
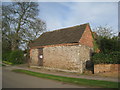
[2,67,86,88]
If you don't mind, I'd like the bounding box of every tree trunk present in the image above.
[11,40,19,51]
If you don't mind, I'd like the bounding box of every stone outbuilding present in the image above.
[29,23,94,73]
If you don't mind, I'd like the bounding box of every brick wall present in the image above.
[43,45,91,73]
[94,64,120,73]
[79,24,94,48]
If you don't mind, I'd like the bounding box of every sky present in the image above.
[2,1,119,50]
[38,2,118,34]
[2,1,119,34]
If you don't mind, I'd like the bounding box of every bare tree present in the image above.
[2,2,46,50]
[93,25,115,38]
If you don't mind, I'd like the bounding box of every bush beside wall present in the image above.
[92,51,120,64]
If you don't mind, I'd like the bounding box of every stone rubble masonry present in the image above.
[29,45,92,73]
[43,45,91,73]
[94,64,120,73]
[29,49,39,66]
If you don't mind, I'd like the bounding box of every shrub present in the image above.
[92,51,120,64]
[2,51,11,61]
[8,50,25,64]
[95,36,120,53]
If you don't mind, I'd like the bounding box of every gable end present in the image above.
[79,24,94,48]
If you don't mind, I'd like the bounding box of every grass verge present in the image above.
[12,69,119,88]
[3,61,13,65]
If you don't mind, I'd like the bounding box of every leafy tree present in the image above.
[92,36,120,64]
[92,26,120,64]
[2,2,46,51]
[93,25,119,53]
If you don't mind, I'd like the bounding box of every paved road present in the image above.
[5,65,119,82]
[2,67,86,88]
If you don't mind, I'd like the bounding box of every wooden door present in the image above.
[38,48,43,66]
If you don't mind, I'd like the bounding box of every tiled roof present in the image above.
[30,23,88,47]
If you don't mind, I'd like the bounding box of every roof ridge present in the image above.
[43,23,89,34]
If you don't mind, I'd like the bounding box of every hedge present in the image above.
[2,51,11,61]
[92,51,120,64]
[2,50,25,64]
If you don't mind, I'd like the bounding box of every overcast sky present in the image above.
[38,2,118,34]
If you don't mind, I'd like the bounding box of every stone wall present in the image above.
[29,49,39,66]
[43,45,91,73]
[94,64,120,73]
